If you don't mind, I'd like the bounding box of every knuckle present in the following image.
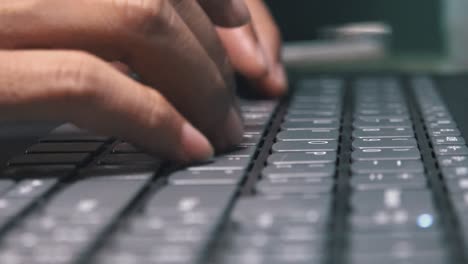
[50,51,101,102]
[111,0,170,34]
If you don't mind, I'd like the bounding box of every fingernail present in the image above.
[231,0,251,24]
[181,123,214,162]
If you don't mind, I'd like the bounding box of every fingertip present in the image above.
[254,64,288,97]
[180,122,214,162]
[217,26,269,79]
[230,0,251,26]
[271,63,288,94]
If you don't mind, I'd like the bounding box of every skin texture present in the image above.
[0,0,285,163]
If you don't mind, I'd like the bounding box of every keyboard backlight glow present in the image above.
[417,214,433,228]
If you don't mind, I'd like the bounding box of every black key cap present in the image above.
[44,174,150,218]
[431,136,466,145]
[2,165,74,179]
[0,181,14,195]
[97,154,159,166]
[352,189,434,213]
[145,185,237,216]
[352,148,421,161]
[281,121,340,130]
[349,235,445,255]
[0,198,35,217]
[441,166,468,179]
[428,127,461,137]
[221,146,257,158]
[437,156,468,167]
[244,124,265,135]
[287,109,340,118]
[240,134,262,146]
[352,138,417,149]
[446,178,468,193]
[5,179,57,199]
[187,156,250,171]
[169,170,244,186]
[8,153,90,166]
[267,152,337,165]
[434,145,468,156]
[27,142,104,153]
[272,141,338,152]
[351,160,424,174]
[262,164,335,180]
[353,119,412,128]
[353,127,414,138]
[233,196,331,225]
[256,179,334,195]
[276,130,340,141]
[351,173,426,190]
[112,143,140,153]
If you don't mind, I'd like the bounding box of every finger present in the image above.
[216,24,269,86]
[197,0,250,27]
[0,0,243,151]
[245,0,287,96]
[0,50,214,162]
[168,0,237,97]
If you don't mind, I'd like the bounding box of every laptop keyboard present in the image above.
[0,76,466,263]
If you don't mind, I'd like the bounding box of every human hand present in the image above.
[0,0,254,162]
[216,0,287,97]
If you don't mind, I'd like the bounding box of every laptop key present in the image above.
[2,165,75,179]
[440,166,468,179]
[0,198,36,217]
[262,164,335,180]
[97,154,160,166]
[27,142,104,153]
[0,181,14,195]
[276,130,340,141]
[222,146,257,158]
[112,143,140,153]
[428,128,461,137]
[351,172,426,190]
[8,153,90,166]
[44,175,150,217]
[169,170,244,186]
[352,138,417,149]
[353,119,412,129]
[256,179,334,195]
[433,145,468,156]
[352,148,421,161]
[272,141,338,152]
[267,152,337,165]
[431,136,466,145]
[352,190,434,213]
[437,156,468,167]
[4,179,57,199]
[145,185,237,216]
[281,121,340,130]
[351,160,424,174]
[187,156,250,171]
[353,127,414,138]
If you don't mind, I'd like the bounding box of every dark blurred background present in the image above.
[266,0,444,55]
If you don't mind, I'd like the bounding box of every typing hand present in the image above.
[0,0,281,163]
